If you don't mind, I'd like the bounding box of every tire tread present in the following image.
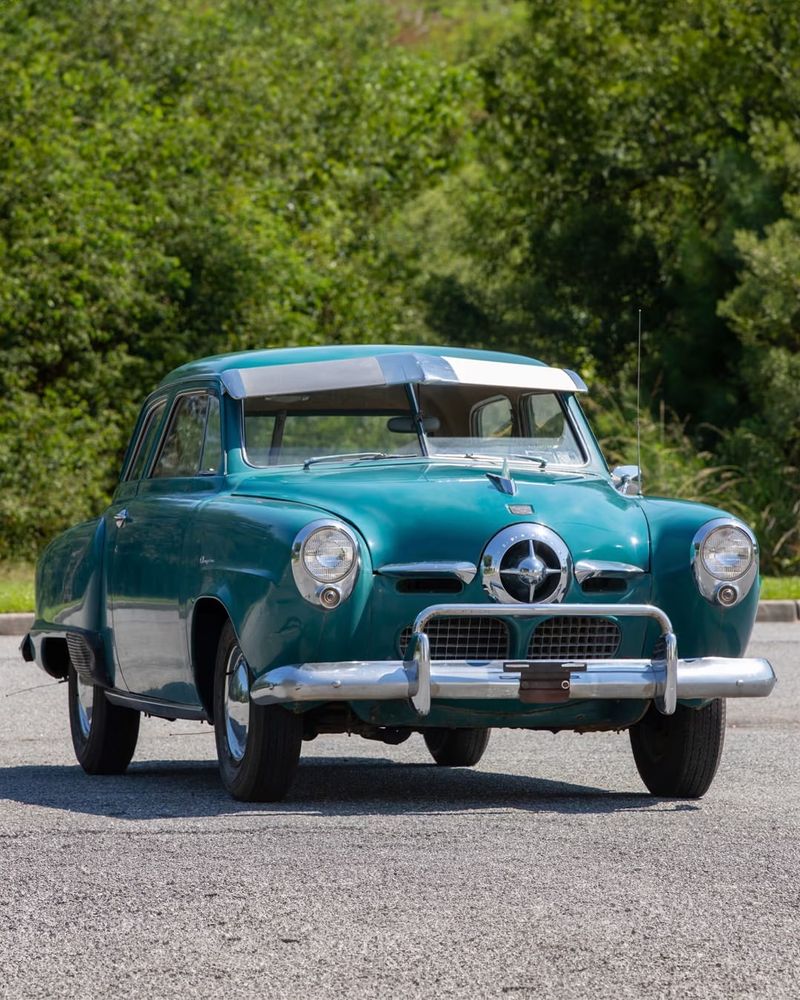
[630,699,726,798]
[423,727,490,767]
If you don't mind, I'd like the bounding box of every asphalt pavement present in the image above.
[1,625,797,999]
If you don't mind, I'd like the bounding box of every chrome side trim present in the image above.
[574,560,646,584]
[249,657,776,707]
[377,561,478,584]
[105,690,209,721]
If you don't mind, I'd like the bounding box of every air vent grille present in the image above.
[527,617,621,660]
[399,617,510,660]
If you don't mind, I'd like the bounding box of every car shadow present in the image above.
[0,757,698,820]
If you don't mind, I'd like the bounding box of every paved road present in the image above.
[1,626,797,999]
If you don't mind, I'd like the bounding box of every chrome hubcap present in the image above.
[224,646,251,762]
[76,676,94,738]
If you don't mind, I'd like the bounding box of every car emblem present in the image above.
[507,503,534,515]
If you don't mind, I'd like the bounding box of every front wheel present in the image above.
[68,665,140,774]
[629,699,726,798]
[423,727,491,767]
[213,622,302,802]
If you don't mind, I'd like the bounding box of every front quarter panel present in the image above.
[642,497,759,658]
[187,495,375,679]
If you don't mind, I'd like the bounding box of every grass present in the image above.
[0,563,798,614]
[760,576,800,601]
[0,563,36,614]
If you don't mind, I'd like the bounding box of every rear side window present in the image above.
[152,393,209,478]
[126,400,167,481]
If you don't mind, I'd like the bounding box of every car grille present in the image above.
[527,616,621,660]
[399,617,510,660]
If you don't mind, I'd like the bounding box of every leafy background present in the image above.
[1,0,798,574]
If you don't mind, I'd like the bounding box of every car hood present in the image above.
[232,461,650,570]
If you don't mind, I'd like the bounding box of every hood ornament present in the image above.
[486,457,517,496]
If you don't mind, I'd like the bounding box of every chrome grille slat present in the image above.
[399,617,509,660]
[527,616,621,660]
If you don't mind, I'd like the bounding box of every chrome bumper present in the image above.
[249,603,777,717]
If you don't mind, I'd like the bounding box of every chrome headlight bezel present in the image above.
[291,519,360,608]
[691,518,758,607]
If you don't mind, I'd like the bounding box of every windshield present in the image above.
[242,383,586,468]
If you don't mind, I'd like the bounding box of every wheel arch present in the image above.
[190,596,233,721]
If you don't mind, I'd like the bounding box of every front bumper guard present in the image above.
[249,603,776,718]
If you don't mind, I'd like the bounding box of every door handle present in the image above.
[114,508,131,528]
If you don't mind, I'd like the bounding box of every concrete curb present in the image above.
[1,602,798,638]
[0,613,34,636]
[756,600,799,623]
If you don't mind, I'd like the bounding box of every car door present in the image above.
[108,387,223,702]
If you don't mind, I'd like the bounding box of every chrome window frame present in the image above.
[147,387,226,480]
[121,396,169,483]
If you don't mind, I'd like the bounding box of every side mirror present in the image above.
[612,465,642,496]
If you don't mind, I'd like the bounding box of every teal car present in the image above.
[22,345,776,801]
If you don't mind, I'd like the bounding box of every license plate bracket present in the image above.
[503,660,587,703]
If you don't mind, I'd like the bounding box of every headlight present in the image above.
[692,519,758,607]
[292,520,359,606]
[302,527,356,583]
[700,525,753,580]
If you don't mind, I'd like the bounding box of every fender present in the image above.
[27,516,113,684]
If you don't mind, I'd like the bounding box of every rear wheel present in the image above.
[423,727,491,767]
[213,622,302,802]
[630,699,726,798]
[68,665,140,774]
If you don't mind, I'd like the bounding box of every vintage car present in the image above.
[22,345,776,801]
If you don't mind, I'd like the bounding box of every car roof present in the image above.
[159,344,552,387]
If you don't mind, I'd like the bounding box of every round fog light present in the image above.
[319,586,341,609]
[717,584,738,607]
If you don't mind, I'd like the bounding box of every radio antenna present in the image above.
[637,308,643,494]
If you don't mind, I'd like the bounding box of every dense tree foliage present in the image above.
[0,0,472,555]
[411,0,800,569]
[0,0,798,570]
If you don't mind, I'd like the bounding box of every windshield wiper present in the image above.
[462,452,548,469]
[302,452,411,470]
[507,452,548,468]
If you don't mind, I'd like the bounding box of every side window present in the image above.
[526,393,566,437]
[471,395,513,438]
[200,395,222,474]
[126,400,167,481]
[152,393,209,478]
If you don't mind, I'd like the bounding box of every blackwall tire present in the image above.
[213,621,302,802]
[630,699,726,798]
[68,665,140,775]
[423,727,491,767]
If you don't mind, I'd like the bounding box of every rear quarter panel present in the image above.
[35,516,107,634]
